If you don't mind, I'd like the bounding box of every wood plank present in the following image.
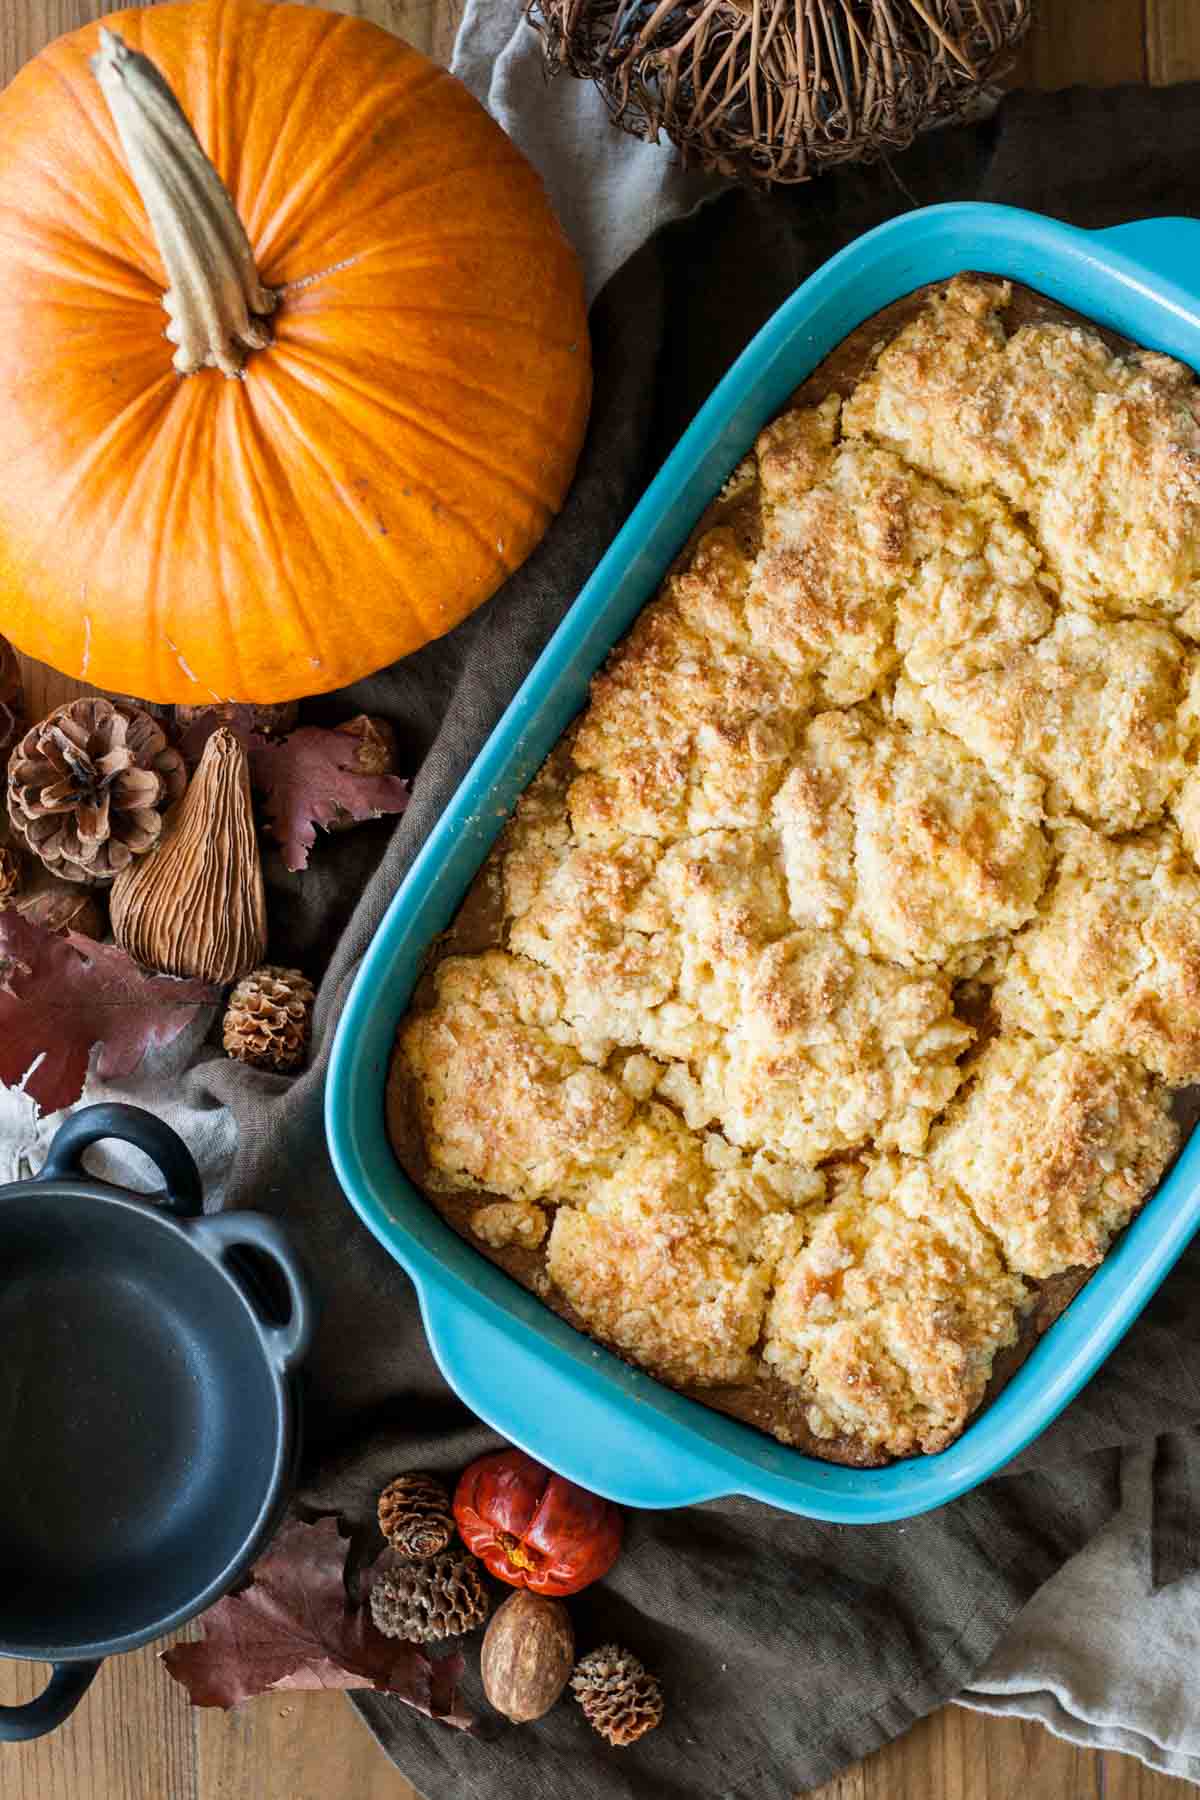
[1147,0,1200,84]
[1103,1746,1200,1798]
[835,1706,1106,1800]
[1009,0,1146,90]
[196,1693,421,1800]
[0,1645,194,1800]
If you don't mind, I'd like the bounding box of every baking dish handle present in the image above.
[419,1284,734,1510]
[1093,217,1200,299]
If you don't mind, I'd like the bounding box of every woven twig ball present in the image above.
[526,0,1030,184]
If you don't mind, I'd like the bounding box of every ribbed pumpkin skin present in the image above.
[0,0,591,701]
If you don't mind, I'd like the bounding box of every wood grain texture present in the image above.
[1148,0,1200,85]
[0,1642,195,1800]
[1009,0,1146,88]
[0,1,1194,1798]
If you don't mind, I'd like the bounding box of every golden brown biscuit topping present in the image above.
[398,277,1200,1459]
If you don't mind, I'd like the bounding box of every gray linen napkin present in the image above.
[19,21,1200,1793]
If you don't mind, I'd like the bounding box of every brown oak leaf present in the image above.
[0,912,219,1112]
[162,1516,475,1726]
[178,715,410,873]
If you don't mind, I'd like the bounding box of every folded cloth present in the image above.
[27,39,1200,1799]
[961,1444,1200,1786]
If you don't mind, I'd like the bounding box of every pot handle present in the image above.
[39,1103,203,1219]
[0,1660,101,1742]
[187,1212,315,1374]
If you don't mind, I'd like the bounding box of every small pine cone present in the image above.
[7,698,185,885]
[378,1472,455,1559]
[572,1645,664,1747]
[370,1551,490,1643]
[0,841,23,906]
[223,966,315,1072]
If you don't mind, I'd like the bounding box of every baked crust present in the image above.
[389,276,1198,1464]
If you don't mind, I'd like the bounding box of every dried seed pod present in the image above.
[175,701,299,740]
[7,697,185,884]
[572,1644,664,1746]
[107,692,174,728]
[370,1551,490,1643]
[482,1590,574,1723]
[223,966,314,1072]
[378,1472,455,1560]
[109,728,266,984]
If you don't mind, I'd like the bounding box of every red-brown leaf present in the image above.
[0,912,218,1112]
[161,1517,474,1726]
[178,715,410,873]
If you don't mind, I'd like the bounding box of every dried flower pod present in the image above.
[110,728,266,984]
[378,1472,455,1560]
[175,701,299,741]
[328,715,400,831]
[369,1551,490,1643]
[482,1591,574,1723]
[0,635,24,765]
[12,869,105,938]
[7,697,185,885]
[223,966,314,1072]
[572,1645,664,1746]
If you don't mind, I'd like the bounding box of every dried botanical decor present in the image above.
[110,728,266,985]
[223,967,315,1073]
[526,0,1030,183]
[7,698,186,885]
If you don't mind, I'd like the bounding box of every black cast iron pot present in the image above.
[0,1102,313,1742]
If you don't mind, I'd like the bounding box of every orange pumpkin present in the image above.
[0,0,590,702]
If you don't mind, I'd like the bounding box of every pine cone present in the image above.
[378,1472,455,1559]
[572,1645,664,1747]
[223,966,315,1072]
[370,1551,490,1643]
[7,698,185,885]
[0,635,24,767]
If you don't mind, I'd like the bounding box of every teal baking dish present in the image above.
[326,202,1200,1523]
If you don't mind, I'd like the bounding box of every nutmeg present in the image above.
[480,1590,575,1724]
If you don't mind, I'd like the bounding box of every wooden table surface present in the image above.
[2,0,1198,1795]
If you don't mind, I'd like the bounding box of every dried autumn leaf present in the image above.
[0,911,218,1112]
[178,716,410,873]
[162,1516,475,1727]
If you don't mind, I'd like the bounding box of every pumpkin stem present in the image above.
[91,29,276,379]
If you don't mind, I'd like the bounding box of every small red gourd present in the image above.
[454,1449,623,1596]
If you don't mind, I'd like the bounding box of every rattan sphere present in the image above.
[526,0,1030,184]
